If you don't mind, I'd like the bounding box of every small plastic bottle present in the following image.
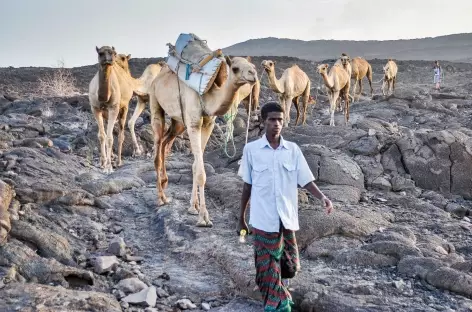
[239,229,247,243]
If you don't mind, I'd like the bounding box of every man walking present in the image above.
[238,102,333,311]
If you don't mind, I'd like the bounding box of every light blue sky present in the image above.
[1,0,471,68]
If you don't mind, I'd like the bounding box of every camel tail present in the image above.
[367,63,373,94]
[251,80,260,111]
[303,79,311,104]
[300,79,311,125]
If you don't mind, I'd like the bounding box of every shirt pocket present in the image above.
[252,163,270,187]
[282,162,297,185]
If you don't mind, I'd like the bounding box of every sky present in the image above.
[1,0,471,68]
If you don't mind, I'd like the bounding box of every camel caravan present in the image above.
[88,33,398,226]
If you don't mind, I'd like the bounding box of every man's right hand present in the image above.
[237,219,250,236]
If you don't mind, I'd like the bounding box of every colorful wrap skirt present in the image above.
[253,225,300,312]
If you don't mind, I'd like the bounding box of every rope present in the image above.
[222,105,237,158]
[245,92,252,145]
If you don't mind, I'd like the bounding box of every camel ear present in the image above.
[127,54,131,60]
[225,55,232,67]
[96,46,99,53]
[246,56,252,63]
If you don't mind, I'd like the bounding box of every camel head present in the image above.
[383,64,390,75]
[339,53,351,66]
[261,60,276,73]
[317,64,329,74]
[224,56,257,86]
[115,53,131,72]
[95,46,116,67]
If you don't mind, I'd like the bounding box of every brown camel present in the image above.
[336,53,373,101]
[149,56,257,227]
[115,54,166,156]
[261,60,313,126]
[88,46,138,173]
[317,63,351,126]
[382,59,398,96]
[350,57,373,101]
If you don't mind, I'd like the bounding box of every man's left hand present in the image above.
[322,197,333,214]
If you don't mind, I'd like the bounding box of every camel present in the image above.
[336,53,373,101]
[261,60,313,126]
[382,59,398,96]
[149,56,257,227]
[317,63,351,126]
[223,56,260,141]
[115,54,166,156]
[88,46,138,173]
[350,57,373,101]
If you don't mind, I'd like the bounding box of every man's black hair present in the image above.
[261,102,285,120]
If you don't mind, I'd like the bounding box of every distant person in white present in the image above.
[433,60,442,90]
[237,101,333,311]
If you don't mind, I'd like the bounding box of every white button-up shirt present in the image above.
[238,134,315,232]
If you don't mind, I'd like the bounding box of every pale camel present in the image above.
[382,59,398,96]
[149,56,257,227]
[261,60,313,126]
[317,63,351,126]
[224,56,260,135]
[88,46,138,173]
[115,54,166,156]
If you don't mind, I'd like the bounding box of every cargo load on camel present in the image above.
[166,33,226,95]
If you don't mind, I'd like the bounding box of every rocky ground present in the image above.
[1,56,472,311]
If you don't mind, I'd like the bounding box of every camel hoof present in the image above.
[196,220,213,227]
[158,197,170,206]
[103,167,114,174]
[133,149,142,157]
[187,207,199,215]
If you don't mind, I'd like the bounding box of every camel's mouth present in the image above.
[239,77,256,85]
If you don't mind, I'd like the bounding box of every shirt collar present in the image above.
[259,133,290,150]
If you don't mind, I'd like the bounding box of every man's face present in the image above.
[264,111,284,136]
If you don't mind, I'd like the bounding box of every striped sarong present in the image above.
[253,224,300,312]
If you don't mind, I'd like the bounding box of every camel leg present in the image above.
[128,97,146,157]
[352,78,358,100]
[195,118,215,227]
[329,92,339,126]
[344,89,350,126]
[116,105,128,167]
[393,76,396,94]
[104,107,119,174]
[150,94,168,207]
[292,97,300,126]
[284,96,294,126]
[186,120,205,218]
[92,108,107,168]
[160,119,185,190]
[358,79,363,101]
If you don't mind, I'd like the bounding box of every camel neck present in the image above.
[98,65,112,102]
[320,72,333,90]
[267,70,284,94]
[205,78,240,116]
